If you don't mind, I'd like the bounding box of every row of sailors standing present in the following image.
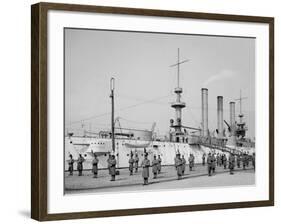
[141,154,162,185]
[174,153,195,180]
[68,154,85,176]
[68,153,117,180]
[202,152,255,176]
[68,151,255,184]
[94,153,118,181]
[67,152,162,185]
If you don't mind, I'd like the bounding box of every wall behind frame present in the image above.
[0,0,280,224]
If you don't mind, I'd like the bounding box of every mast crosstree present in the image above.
[170,48,190,88]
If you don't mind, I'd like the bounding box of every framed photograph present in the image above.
[31,2,274,221]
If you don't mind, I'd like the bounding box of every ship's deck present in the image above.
[65,163,255,194]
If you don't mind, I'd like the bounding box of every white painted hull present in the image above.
[65,136,254,171]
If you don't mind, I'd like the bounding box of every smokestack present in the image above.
[229,102,236,134]
[217,96,223,138]
[228,101,237,146]
[201,88,208,136]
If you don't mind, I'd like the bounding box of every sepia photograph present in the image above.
[64,28,256,194]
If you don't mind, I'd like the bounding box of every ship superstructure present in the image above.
[65,49,255,170]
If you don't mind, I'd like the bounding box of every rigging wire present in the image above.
[186,108,201,128]
[117,94,172,112]
[66,94,172,127]
[118,117,152,125]
[116,94,173,106]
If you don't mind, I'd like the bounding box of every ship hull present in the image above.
[65,136,254,171]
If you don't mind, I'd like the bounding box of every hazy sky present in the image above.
[65,28,255,139]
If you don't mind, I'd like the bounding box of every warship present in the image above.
[64,49,255,171]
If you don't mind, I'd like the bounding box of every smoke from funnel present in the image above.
[203,69,235,87]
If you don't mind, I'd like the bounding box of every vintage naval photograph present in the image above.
[64,28,256,194]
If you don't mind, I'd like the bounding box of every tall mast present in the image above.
[110,77,115,152]
[177,48,180,88]
[235,89,247,124]
[239,89,242,115]
[170,48,189,135]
